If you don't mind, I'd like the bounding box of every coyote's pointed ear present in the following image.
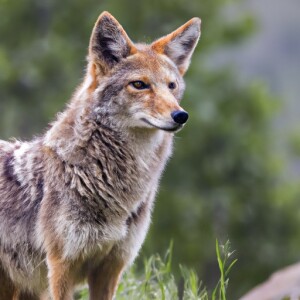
[89,11,136,73]
[152,18,201,75]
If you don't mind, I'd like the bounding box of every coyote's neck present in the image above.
[43,96,173,214]
[44,92,173,184]
[45,104,168,161]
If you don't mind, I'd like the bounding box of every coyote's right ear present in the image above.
[89,11,136,74]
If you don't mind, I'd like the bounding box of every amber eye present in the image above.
[168,82,176,89]
[130,81,149,90]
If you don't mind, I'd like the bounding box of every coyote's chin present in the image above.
[140,117,184,132]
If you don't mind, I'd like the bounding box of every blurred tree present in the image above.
[0,0,299,298]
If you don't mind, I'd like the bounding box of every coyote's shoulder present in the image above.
[0,11,200,300]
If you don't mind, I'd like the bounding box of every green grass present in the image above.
[75,240,236,300]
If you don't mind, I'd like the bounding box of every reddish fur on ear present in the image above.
[151,19,197,54]
[152,17,201,75]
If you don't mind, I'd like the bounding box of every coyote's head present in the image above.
[82,12,201,132]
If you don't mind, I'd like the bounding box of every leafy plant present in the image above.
[212,240,237,300]
[75,240,236,300]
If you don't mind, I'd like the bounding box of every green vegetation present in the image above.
[75,241,236,300]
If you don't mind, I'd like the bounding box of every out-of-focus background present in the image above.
[0,0,299,298]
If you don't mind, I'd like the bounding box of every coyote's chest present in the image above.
[64,128,171,203]
[45,130,173,259]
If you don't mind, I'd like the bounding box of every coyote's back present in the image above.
[0,11,201,300]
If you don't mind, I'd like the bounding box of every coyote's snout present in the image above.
[0,11,200,300]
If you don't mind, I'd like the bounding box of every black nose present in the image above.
[171,110,189,124]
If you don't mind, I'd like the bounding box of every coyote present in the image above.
[0,11,201,300]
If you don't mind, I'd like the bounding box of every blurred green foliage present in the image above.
[0,0,299,298]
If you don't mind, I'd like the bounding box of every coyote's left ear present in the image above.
[89,11,136,74]
[152,18,201,75]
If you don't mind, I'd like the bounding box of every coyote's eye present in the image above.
[168,82,176,90]
[130,81,149,90]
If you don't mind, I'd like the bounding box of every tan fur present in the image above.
[0,11,200,300]
[87,63,100,94]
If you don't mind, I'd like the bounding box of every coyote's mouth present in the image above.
[141,118,183,132]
